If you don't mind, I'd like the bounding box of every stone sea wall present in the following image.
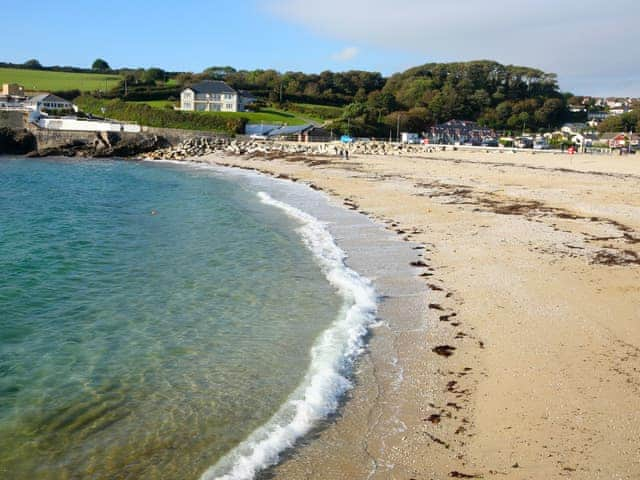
[140,137,450,161]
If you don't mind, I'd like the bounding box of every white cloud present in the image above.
[331,46,359,62]
[265,0,640,95]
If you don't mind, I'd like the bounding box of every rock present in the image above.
[0,127,37,155]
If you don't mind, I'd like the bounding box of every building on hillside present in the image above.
[238,90,257,111]
[2,83,25,97]
[26,93,75,112]
[587,111,610,123]
[0,83,27,109]
[180,80,255,112]
[561,123,587,135]
[428,120,495,145]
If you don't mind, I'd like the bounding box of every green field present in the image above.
[287,103,343,122]
[0,67,121,92]
[197,108,307,126]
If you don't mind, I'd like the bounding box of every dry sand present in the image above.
[203,148,640,479]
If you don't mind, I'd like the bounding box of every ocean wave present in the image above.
[200,191,378,480]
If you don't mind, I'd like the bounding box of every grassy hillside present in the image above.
[133,101,308,126]
[286,103,343,122]
[197,108,307,126]
[0,67,120,92]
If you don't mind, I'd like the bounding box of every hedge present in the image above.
[74,95,246,134]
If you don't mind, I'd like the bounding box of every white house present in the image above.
[180,80,254,112]
[26,93,75,112]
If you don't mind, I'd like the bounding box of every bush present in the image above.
[286,103,343,120]
[52,89,81,101]
[74,95,246,134]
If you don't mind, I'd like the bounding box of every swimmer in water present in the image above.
[151,210,157,215]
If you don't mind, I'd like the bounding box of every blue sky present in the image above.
[2,0,638,96]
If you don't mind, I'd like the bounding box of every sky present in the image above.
[2,0,638,96]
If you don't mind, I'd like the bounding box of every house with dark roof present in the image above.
[26,93,75,112]
[180,80,254,112]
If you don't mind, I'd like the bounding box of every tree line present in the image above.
[7,58,577,135]
[174,61,570,136]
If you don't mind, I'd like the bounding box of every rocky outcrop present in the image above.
[94,133,169,158]
[27,132,169,158]
[0,127,37,155]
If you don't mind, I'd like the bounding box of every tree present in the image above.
[534,98,565,128]
[23,59,42,69]
[202,66,236,79]
[142,68,165,83]
[92,58,110,71]
[598,111,640,134]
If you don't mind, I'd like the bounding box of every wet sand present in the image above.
[201,148,640,479]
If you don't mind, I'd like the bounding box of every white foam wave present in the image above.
[200,191,378,480]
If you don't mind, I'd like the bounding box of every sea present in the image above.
[0,157,379,479]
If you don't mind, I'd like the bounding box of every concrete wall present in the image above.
[38,118,141,133]
[0,110,26,129]
[140,125,230,145]
[25,123,227,149]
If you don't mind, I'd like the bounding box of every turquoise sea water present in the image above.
[0,157,345,479]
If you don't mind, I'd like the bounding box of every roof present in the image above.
[245,123,318,137]
[245,124,280,136]
[238,90,256,100]
[26,93,72,105]
[267,125,315,137]
[184,80,237,95]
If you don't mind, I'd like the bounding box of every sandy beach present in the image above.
[199,147,640,479]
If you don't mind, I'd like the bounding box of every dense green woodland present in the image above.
[174,61,570,135]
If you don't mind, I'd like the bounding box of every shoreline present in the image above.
[154,158,437,479]
[174,154,481,479]
[190,149,640,479]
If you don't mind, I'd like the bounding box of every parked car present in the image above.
[401,132,421,144]
[515,137,534,149]
[533,140,551,150]
[481,137,499,147]
[463,138,482,146]
[340,135,354,143]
